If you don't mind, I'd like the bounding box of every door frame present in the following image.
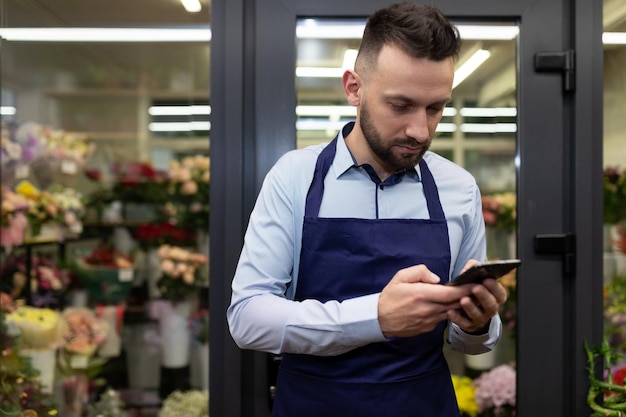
[209,1,604,416]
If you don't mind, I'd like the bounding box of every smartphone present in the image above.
[447,259,521,286]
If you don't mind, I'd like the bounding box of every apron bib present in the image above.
[273,136,459,417]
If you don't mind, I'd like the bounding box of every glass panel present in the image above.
[0,0,210,413]
[295,17,519,415]
[602,0,626,401]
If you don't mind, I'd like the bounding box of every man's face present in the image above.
[355,45,454,172]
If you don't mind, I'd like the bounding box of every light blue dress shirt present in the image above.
[228,123,502,356]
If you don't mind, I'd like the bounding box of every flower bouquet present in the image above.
[6,305,68,393]
[473,364,517,417]
[159,390,209,417]
[0,252,71,308]
[12,180,64,242]
[155,244,208,303]
[148,246,207,376]
[167,155,210,231]
[110,161,169,222]
[22,122,94,190]
[1,296,60,414]
[58,307,109,417]
[482,192,516,233]
[50,185,85,238]
[1,184,30,247]
[71,242,134,305]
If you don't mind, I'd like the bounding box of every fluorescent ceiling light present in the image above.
[296,105,356,117]
[296,67,344,78]
[149,121,211,132]
[296,21,519,41]
[603,32,626,45]
[452,49,491,89]
[180,0,202,13]
[0,106,16,116]
[461,123,517,133]
[0,27,211,42]
[460,107,517,117]
[342,49,359,70]
[149,105,211,116]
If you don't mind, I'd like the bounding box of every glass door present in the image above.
[209,0,604,416]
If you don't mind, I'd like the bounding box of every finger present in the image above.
[479,279,509,305]
[459,259,481,274]
[393,264,441,284]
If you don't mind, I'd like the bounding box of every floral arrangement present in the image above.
[72,242,135,305]
[85,388,130,417]
[473,364,517,417]
[189,308,209,344]
[50,185,85,236]
[0,253,72,308]
[167,155,210,230]
[110,161,170,204]
[452,374,478,417]
[585,338,626,416]
[5,306,67,350]
[604,166,626,225]
[15,122,94,190]
[131,221,196,249]
[60,307,108,357]
[1,185,30,246]
[604,274,626,354]
[156,244,208,302]
[13,180,63,239]
[159,390,209,417]
[57,307,109,399]
[81,242,133,269]
[1,295,59,416]
[482,192,516,233]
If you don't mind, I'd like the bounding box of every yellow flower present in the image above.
[451,374,478,417]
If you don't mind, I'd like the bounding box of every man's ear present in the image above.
[343,69,361,106]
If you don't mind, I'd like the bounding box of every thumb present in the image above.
[393,264,441,284]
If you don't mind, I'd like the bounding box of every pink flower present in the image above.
[181,180,198,195]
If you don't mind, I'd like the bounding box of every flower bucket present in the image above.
[151,300,193,367]
[192,342,209,390]
[95,305,125,357]
[465,345,499,371]
[72,259,134,305]
[21,348,57,393]
[24,221,62,244]
[123,321,161,390]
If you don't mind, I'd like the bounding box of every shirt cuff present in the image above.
[340,293,387,345]
[448,314,502,355]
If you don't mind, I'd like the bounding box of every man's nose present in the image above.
[405,109,430,143]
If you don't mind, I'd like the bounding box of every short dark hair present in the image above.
[356,3,461,72]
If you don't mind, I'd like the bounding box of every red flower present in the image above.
[613,365,626,386]
[84,169,102,181]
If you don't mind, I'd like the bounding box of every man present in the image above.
[228,3,508,416]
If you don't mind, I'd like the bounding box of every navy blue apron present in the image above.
[272,136,459,417]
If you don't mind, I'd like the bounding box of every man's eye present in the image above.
[391,103,409,111]
[428,106,444,114]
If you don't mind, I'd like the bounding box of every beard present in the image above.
[359,101,430,172]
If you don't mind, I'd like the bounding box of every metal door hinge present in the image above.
[534,50,575,92]
[534,233,576,275]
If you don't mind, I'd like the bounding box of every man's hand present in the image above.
[447,277,508,334]
[378,264,477,338]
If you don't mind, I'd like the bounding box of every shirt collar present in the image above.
[331,122,421,182]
